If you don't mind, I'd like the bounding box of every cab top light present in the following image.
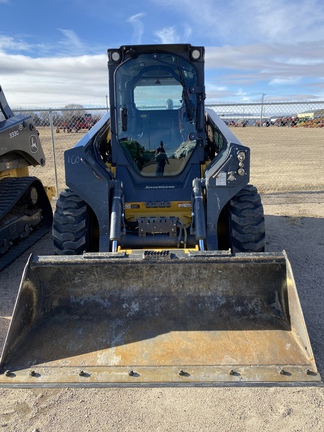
[111,51,121,62]
[190,49,201,60]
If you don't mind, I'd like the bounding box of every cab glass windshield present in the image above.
[115,52,197,176]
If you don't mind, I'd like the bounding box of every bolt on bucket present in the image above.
[0,250,321,387]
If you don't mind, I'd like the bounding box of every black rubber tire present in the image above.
[228,185,265,253]
[52,189,90,255]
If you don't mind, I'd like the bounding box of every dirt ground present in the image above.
[0,126,324,431]
[31,125,324,194]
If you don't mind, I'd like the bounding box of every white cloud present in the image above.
[0,29,106,57]
[55,29,94,56]
[152,0,324,44]
[155,27,179,44]
[206,43,324,78]
[2,37,323,108]
[58,29,84,49]
[269,77,301,86]
[0,52,108,108]
[155,25,192,44]
[0,35,31,52]
[127,13,145,44]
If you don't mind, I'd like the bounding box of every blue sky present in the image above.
[1,0,324,108]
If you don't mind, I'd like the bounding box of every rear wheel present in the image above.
[228,185,265,253]
[53,189,97,254]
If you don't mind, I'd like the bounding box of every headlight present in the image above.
[237,151,246,162]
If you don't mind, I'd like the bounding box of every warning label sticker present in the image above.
[215,171,227,186]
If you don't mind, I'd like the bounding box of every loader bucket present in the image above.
[0,251,321,387]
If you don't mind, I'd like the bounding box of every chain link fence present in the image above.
[16,107,108,196]
[9,101,324,196]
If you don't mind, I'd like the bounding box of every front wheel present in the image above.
[228,185,265,253]
[52,189,97,254]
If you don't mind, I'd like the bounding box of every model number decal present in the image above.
[67,155,80,164]
[9,130,19,139]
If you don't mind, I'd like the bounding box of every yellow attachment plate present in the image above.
[124,201,192,225]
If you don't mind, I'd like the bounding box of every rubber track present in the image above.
[0,177,53,271]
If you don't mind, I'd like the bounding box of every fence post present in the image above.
[48,109,59,198]
[260,94,266,126]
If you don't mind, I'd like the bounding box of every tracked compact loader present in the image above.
[0,45,321,387]
[0,86,53,271]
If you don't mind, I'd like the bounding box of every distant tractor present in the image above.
[0,85,53,271]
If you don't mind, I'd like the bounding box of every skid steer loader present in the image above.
[0,86,53,272]
[0,45,321,387]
